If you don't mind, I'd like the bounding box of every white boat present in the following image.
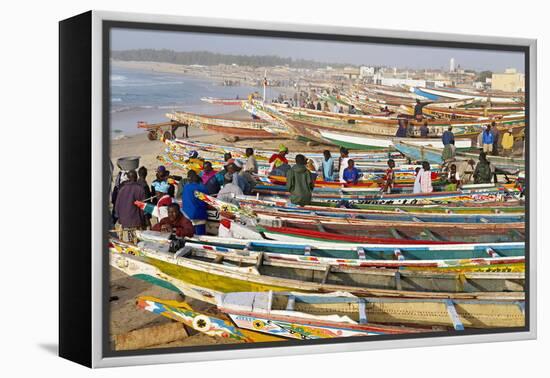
[319,129,472,150]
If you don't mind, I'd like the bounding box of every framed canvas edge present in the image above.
[89,10,537,368]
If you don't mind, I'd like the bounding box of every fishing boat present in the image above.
[166,111,289,140]
[318,129,472,150]
[217,291,525,330]
[412,87,524,104]
[110,238,525,299]
[251,186,519,205]
[216,291,433,339]
[234,195,525,215]
[184,235,525,272]
[200,97,247,105]
[137,296,253,342]
[394,141,525,172]
[110,247,525,328]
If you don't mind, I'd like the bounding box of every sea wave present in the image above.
[111,81,185,88]
[111,74,127,81]
[111,97,123,102]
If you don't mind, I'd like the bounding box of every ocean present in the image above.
[110,66,284,136]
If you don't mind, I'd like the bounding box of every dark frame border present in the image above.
[101,20,530,359]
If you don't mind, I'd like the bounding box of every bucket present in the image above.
[116,156,140,171]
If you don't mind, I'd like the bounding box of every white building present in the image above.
[359,66,375,78]
[450,57,455,72]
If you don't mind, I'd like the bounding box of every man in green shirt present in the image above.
[286,154,315,206]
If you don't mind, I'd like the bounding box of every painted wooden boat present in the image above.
[217,291,525,330]
[110,239,525,300]
[200,97,246,105]
[394,141,525,172]
[166,111,289,139]
[184,238,525,273]
[251,186,520,205]
[175,233,525,261]
[136,296,253,342]
[318,129,472,150]
[235,195,525,215]
[216,291,432,338]
[254,209,524,238]
[412,87,523,104]
[249,205,524,224]
[256,221,524,244]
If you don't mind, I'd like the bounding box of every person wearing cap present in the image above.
[181,170,208,235]
[151,165,169,202]
[286,154,315,206]
[152,203,194,238]
[153,180,173,216]
[217,172,244,204]
[114,170,146,240]
[269,144,289,173]
[227,162,251,194]
[501,129,515,157]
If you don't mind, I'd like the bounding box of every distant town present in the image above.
[112,49,525,93]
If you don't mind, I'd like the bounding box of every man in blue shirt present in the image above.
[441,126,456,161]
[482,124,495,154]
[342,159,361,184]
[181,170,208,235]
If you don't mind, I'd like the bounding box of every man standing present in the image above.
[501,129,515,157]
[338,147,351,183]
[482,125,495,154]
[286,154,315,206]
[441,126,455,161]
[321,150,334,182]
[114,170,146,241]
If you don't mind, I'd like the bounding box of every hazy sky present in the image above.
[111,28,525,73]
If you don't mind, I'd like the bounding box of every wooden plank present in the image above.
[445,300,465,331]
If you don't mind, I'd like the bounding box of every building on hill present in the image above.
[491,68,525,92]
